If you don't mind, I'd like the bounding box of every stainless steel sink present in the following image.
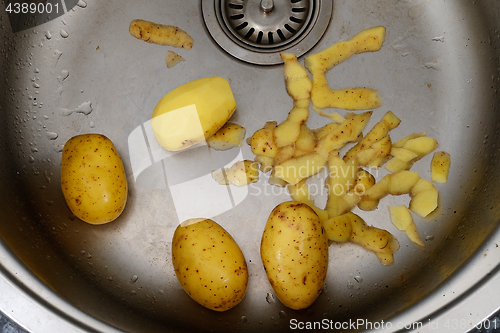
[1,0,500,332]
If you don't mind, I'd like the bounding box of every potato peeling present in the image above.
[247,26,450,284]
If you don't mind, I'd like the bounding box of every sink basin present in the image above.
[1,0,500,332]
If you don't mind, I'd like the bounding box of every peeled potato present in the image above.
[151,77,237,151]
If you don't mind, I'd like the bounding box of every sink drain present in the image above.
[202,0,333,65]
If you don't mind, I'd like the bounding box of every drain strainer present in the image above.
[202,0,333,65]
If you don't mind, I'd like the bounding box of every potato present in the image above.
[61,134,127,224]
[212,160,259,187]
[431,151,451,183]
[274,153,327,185]
[151,77,237,151]
[129,19,193,50]
[172,218,248,311]
[165,50,185,68]
[260,202,328,310]
[389,205,424,246]
[207,122,246,151]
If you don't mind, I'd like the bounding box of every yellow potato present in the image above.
[129,19,193,50]
[207,122,246,151]
[260,202,328,310]
[431,151,451,183]
[61,134,127,224]
[151,77,237,151]
[172,218,248,311]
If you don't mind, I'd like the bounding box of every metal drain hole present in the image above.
[221,0,313,48]
[202,0,333,65]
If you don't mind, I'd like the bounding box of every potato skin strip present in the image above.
[129,19,194,50]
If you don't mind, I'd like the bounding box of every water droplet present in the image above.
[107,276,113,282]
[60,28,69,38]
[61,101,93,116]
[54,144,64,153]
[86,253,92,259]
[28,155,35,163]
[266,292,275,304]
[131,275,138,283]
[77,0,87,8]
[57,69,69,83]
[130,290,136,295]
[431,36,445,42]
[33,82,40,88]
[46,200,54,206]
[426,235,435,241]
[354,275,363,283]
[279,310,286,318]
[46,131,58,140]
[89,121,95,128]
[240,316,248,323]
[45,31,52,39]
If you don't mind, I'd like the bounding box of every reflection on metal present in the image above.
[128,110,249,223]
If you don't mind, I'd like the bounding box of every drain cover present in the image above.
[202,0,333,65]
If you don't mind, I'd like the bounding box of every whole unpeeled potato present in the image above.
[61,134,127,224]
[260,201,328,310]
[172,218,248,312]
